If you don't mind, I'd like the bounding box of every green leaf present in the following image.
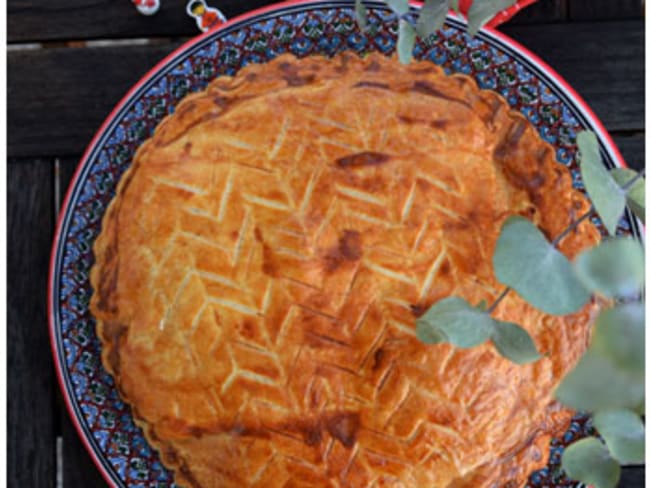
[416,0,448,38]
[577,131,626,234]
[555,350,644,411]
[355,0,368,31]
[416,297,494,348]
[449,0,460,13]
[575,237,645,298]
[386,0,410,15]
[493,216,591,315]
[611,168,645,224]
[593,409,645,464]
[591,303,645,374]
[467,0,516,37]
[397,19,416,64]
[491,321,541,365]
[562,437,621,488]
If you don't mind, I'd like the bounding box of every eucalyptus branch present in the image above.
[621,167,645,191]
[487,207,594,314]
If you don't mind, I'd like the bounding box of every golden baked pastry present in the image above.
[90,52,600,487]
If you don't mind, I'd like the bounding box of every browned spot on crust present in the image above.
[95,242,120,314]
[494,119,527,160]
[179,465,203,488]
[253,228,278,276]
[213,95,230,108]
[528,172,546,190]
[366,60,381,71]
[339,230,361,260]
[262,244,277,276]
[323,230,362,272]
[410,303,427,318]
[353,81,390,90]
[325,412,360,448]
[336,152,390,168]
[372,348,386,371]
[430,119,450,130]
[285,73,316,86]
[302,423,323,446]
[411,80,472,110]
[399,115,449,130]
[240,320,255,339]
[279,61,317,86]
[103,321,127,374]
[254,227,263,242]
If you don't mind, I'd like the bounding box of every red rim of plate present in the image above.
[48,1,630,485]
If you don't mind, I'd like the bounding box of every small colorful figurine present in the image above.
[186,0,227,32]
[132,0,160,16]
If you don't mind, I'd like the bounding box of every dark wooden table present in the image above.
[7,0,645,486]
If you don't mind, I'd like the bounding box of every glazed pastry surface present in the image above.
[90,52,600,488]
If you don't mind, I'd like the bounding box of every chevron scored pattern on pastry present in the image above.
[89,52,603,487]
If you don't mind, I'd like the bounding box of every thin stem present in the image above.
[551,207,594,247]
[621,167,645,191]
[487,286,511,314]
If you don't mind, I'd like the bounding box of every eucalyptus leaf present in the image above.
[386,0,410,15]
[575,237,645,298]
[555,350,644,411]
[416,0,448,38]
[397,19,416,64]
[593,409,645,465]
[562,437,621,488]
[591,303,645,374]
[355,0,368,31]
[416,297,493,348]
[493,216,590,315]
[577,131,626,234]
[491,321,541,364]
[611,167,645,224]
[467,0,516,37]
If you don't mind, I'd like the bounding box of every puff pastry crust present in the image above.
[90,52,600,488]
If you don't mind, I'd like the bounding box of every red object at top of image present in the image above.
[457,0,538,27]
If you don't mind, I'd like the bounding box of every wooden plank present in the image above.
[7,159,57,487]
[7,0,645,43]
[502,20,644,132]
[8,42,180,158]
[620,466,645,487]
[509,0,567,24]
[569,0,644,20]
[61,409,107,487]
[8,0,272,43]
[612,133,645,172]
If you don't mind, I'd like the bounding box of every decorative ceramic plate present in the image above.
[49,1,641,486]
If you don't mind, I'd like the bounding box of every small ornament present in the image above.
[132,0,160,16]
[186,0,227,32]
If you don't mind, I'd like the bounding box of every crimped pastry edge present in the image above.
[88,51,595,488]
